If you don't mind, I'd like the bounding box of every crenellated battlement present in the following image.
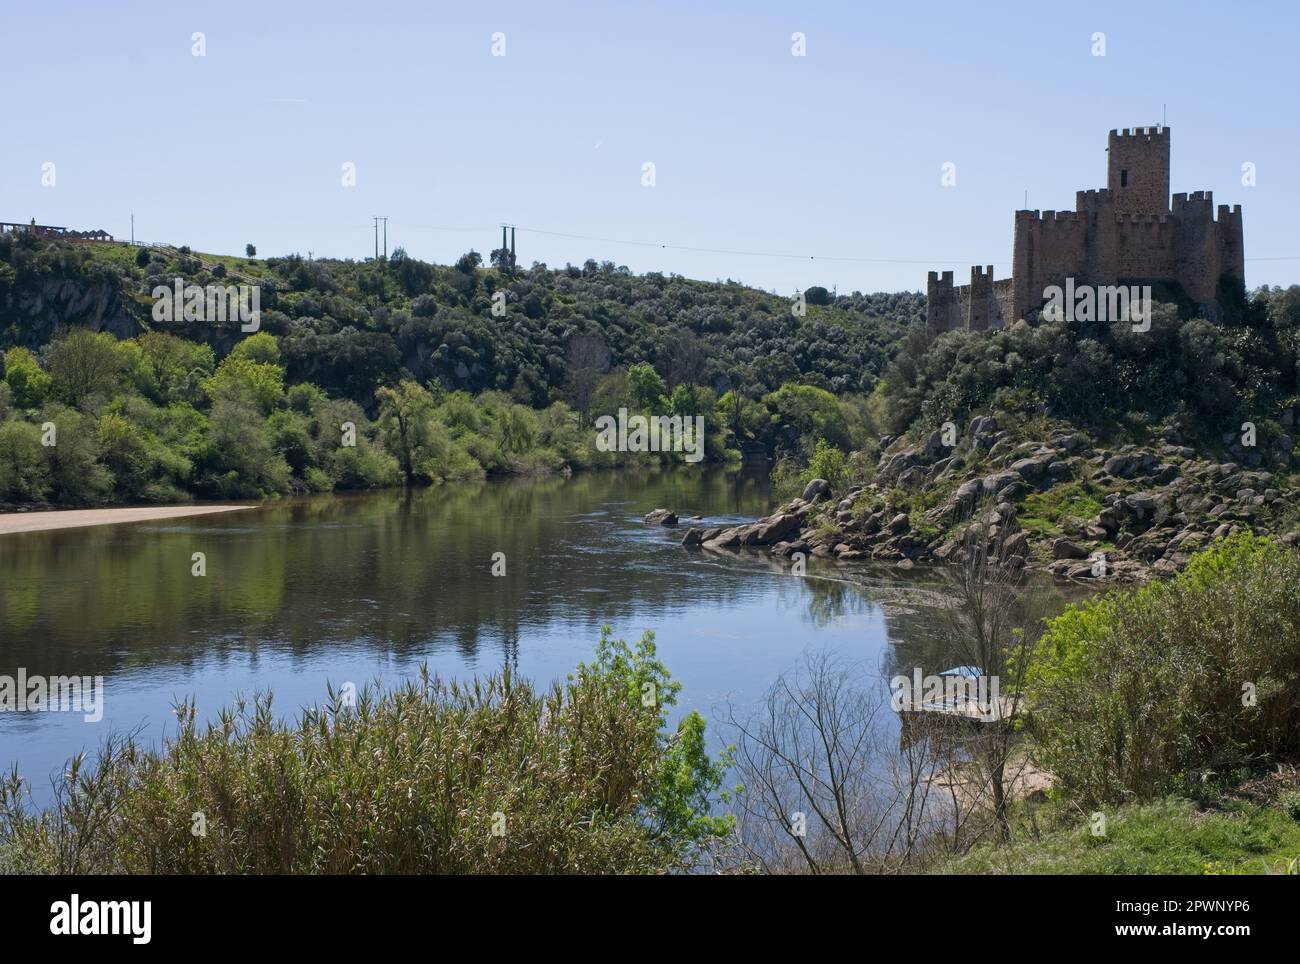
[1017,209,1086,227]
[1076,189,1112,213]
[1110,125,1168,141]
[926,126,1244,331]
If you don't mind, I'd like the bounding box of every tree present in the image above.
[203,352,285,415]
[46,329,124,408]
[42,407,113,504]
[2,347,52,408]
[133,332,215,404]
[454,250,482,274]
[762,382,851,454]
[804,285,833,307]
[376,380,440,485]
[727,650,953,874]
[564,334,610,416]
[245,244,257,258]
[661,328,708,388]
[201,394,290,497]
[626,362,667,412]
[228,332,281,367]
[931,528,1047,841]
[490,247,516,274]
[0,420,50,501]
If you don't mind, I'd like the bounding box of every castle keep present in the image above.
[926,127,1244,332]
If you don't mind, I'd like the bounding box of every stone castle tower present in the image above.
[926,127,1245,332]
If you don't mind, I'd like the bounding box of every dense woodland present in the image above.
[2,229,1299,508]
[0,234,910,504]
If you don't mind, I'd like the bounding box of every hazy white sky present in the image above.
[4,0,1297,293]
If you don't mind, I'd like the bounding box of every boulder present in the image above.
[955,479,983,508]
[1003,531,1030,558]
[1124,492,1157,515]
[897,466,927,489]
[876,450,920,484]
[752,513,802,545]
[801,478,832,503]
[702,527,742,549]
[1104,452,1159,478]
[1052,538,1089,560]
[968,415,998,444]
[981,471,1022,499]
[644,508,678,526]
[1010,457,1047,482]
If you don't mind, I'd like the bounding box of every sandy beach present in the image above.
[0,504,254,536]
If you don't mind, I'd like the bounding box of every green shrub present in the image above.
[0,630,731,874]
[1027,534,1300,806]
[802,438,848,490]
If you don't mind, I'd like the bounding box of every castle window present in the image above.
[1120,169,1128,187]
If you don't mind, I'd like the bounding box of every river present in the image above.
[0,466,1080,799]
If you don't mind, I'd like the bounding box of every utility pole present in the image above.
[373,217,379,260]
[130,212,135,245]
[380,217,388,259]
[499,224,517,268]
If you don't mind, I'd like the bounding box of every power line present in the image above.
[389,220,1300,266]
[391,220,1003,266]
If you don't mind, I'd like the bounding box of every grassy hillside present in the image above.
[938,795,1300,875]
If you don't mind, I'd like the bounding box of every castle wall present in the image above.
[925,268,1008,334]
[992,278,1015,326]
[1115,214,1178,281]
[926,270,960,333]
[1011,211,1089,320]
[967,265,994,330]
[927,128,1243,329]
[1218,203,1245,284]
[1108,127,1170,216]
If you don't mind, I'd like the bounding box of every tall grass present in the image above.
[0,630,730,874]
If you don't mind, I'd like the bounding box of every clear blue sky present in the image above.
[4,0,1297,293]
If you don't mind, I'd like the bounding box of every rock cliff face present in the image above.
[681,413,1300,582]
[2,277,141,347]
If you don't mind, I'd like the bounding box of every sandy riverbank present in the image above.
[0,504,254,535]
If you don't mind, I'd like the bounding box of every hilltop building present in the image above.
[926,127,1244,332]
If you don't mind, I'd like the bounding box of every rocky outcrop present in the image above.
[687,412,1300,584]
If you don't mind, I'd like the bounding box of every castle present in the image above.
[925,127,1244,332]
